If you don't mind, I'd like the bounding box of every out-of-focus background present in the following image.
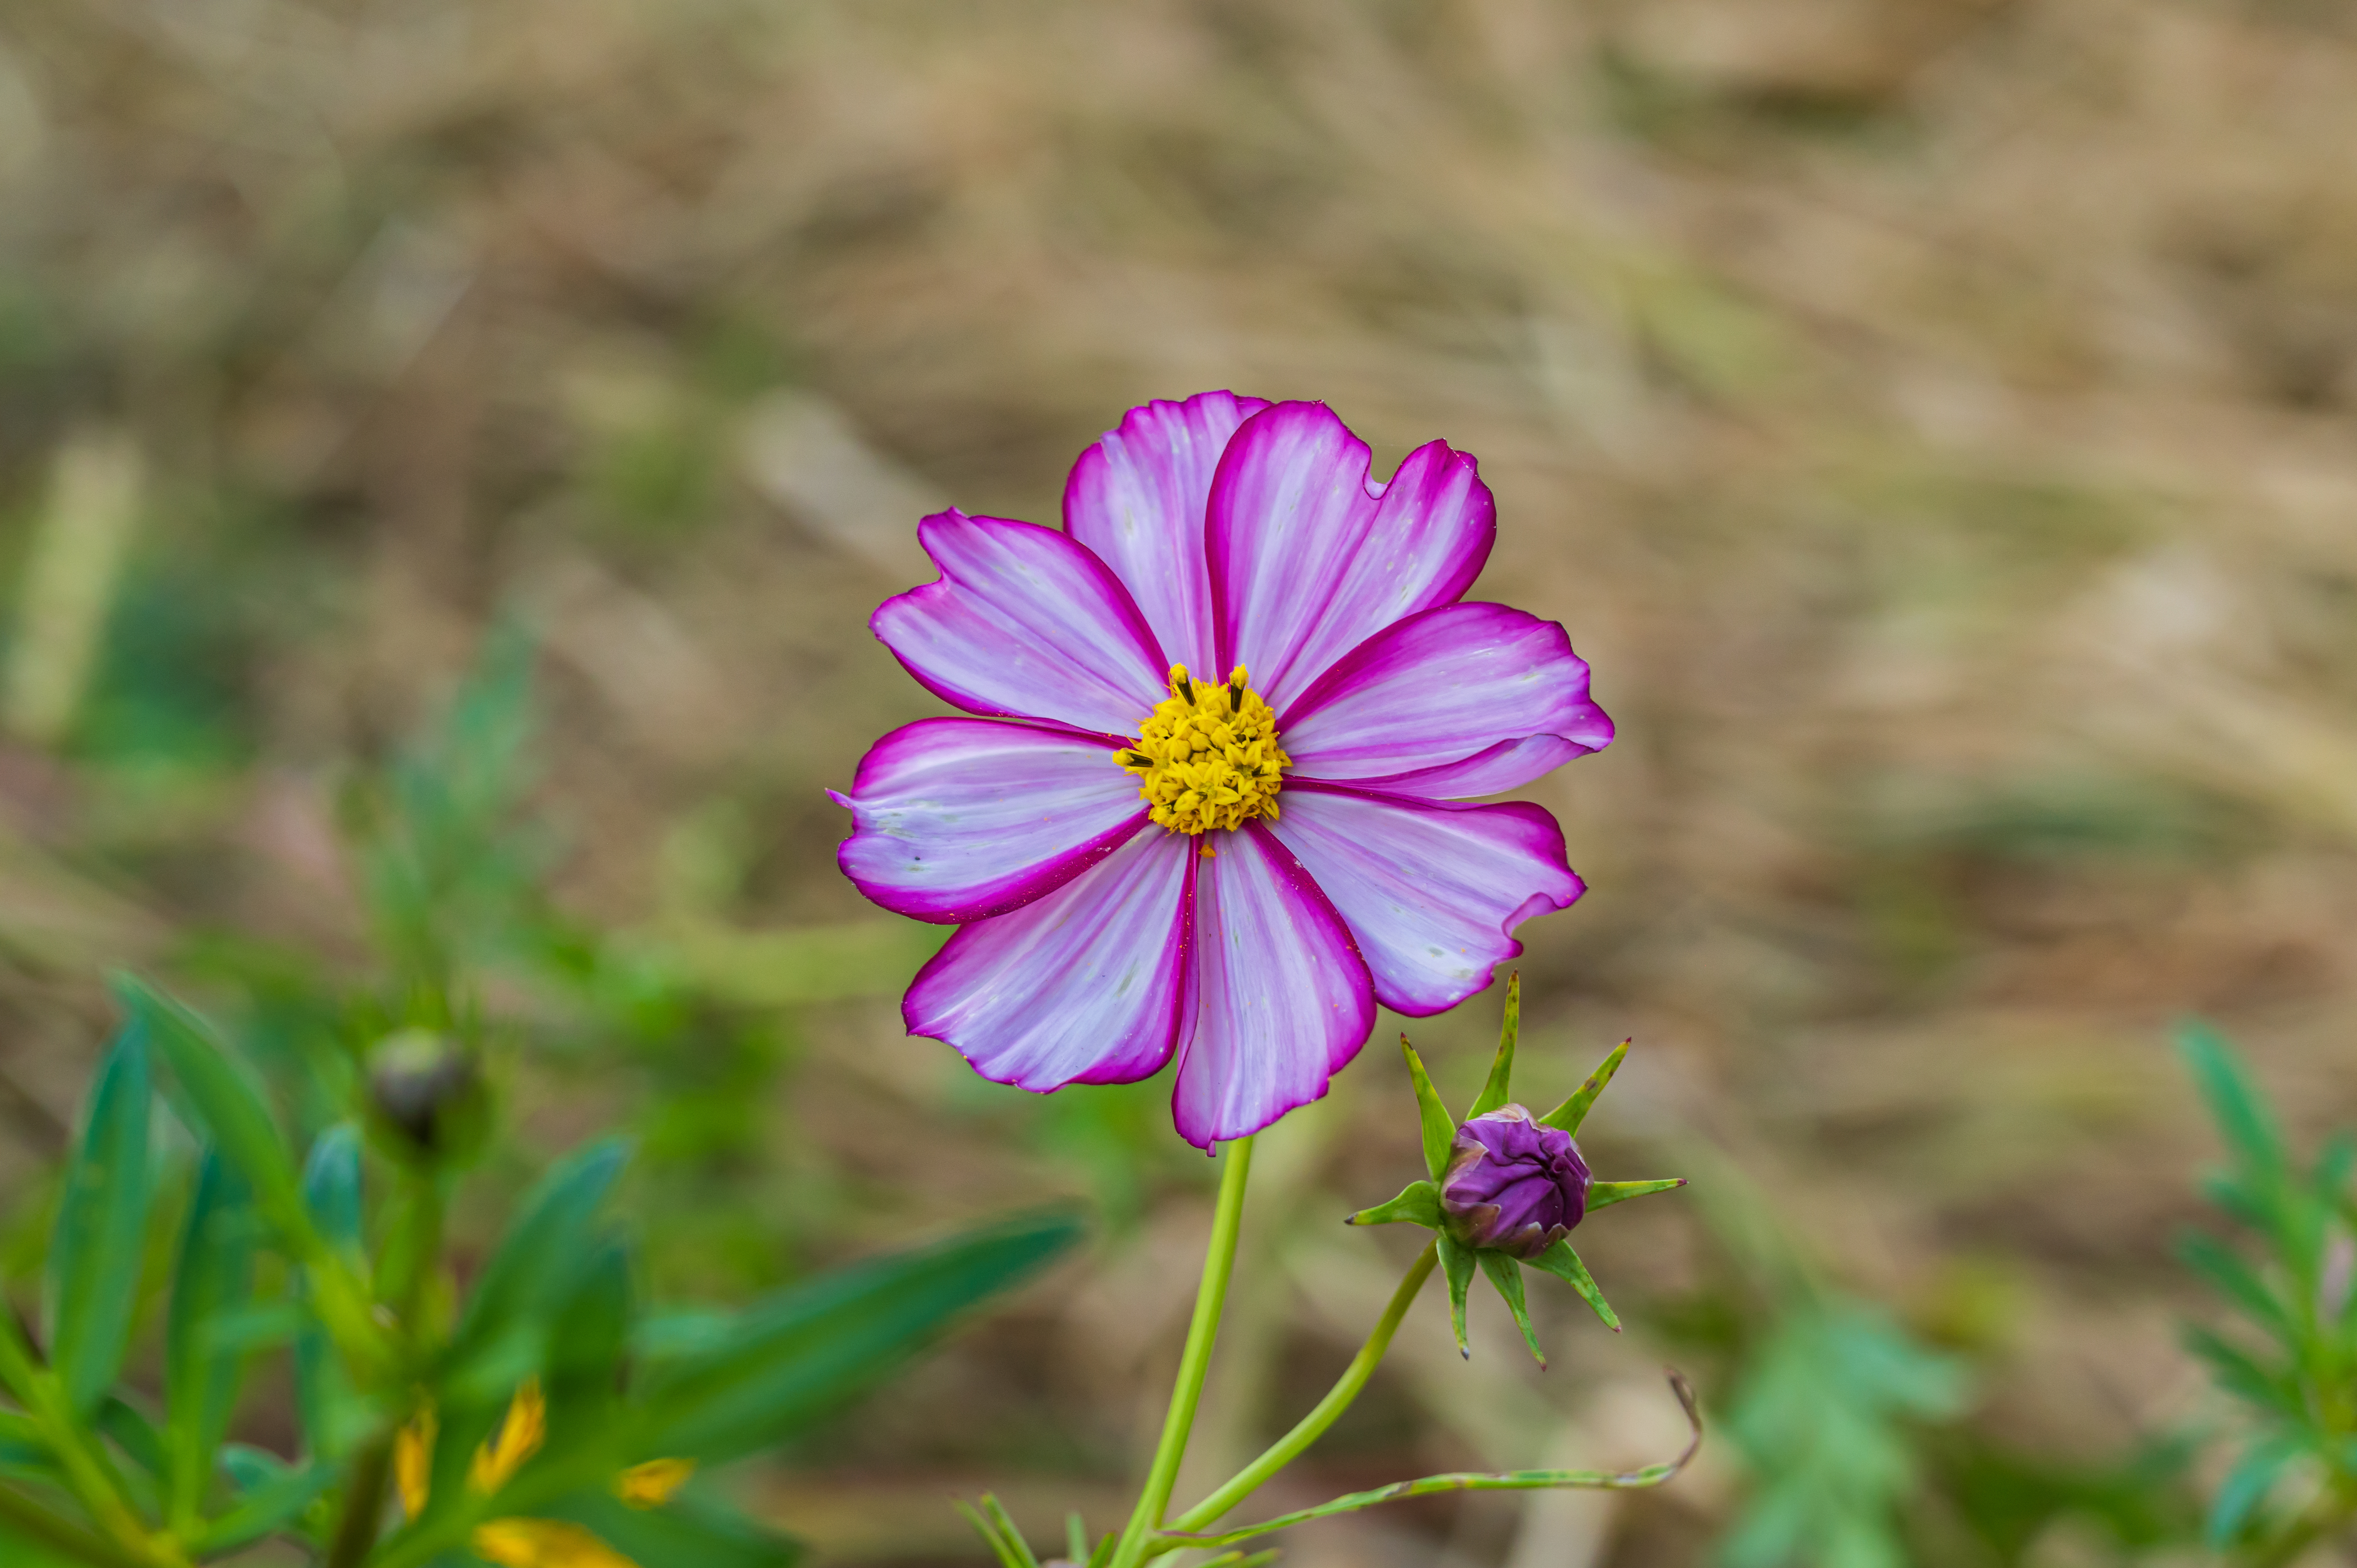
[2,1,2354,1563]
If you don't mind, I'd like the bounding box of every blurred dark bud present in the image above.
[1439,1105,1591,1260]
[367,1027,488,1164]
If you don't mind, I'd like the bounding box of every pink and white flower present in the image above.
[831,393,1612,1149]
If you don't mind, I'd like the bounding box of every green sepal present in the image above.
[1587,1178,1686,1213]
[1540,1039,1629,1135]
[1477,1251,1545,1367]
[1401,1035,1456,1182]
[1438,1232,1476,1358]
[1468,973,1520,1118]
[1530,1238,1620,1333]
[1346,1181,1441,1230]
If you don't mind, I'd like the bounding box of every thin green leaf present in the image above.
[1477,1252,1545,1367]
[961,1500,1030,1568]
[295,1127,364,1459]
[1586,1179,1686,1214]
[2177,1022,2289,1196]
[0,1486,147,1568]
[452,1138,630,1369]
[46,1020,152,1417]
[1529,1239,1620,1332]
[1345,1181,1440,1230]
[166,1152,256,1528]
[2184,1324,2299,1419]
[190,1458,336,1556]
[1156,1374,1701,1552]
[1540,1040,1628,1136]
[642,1211,1081,1464]
[2208,1434,2304,1548]
[1468,973,1519,1118]
[2177,1233,2292,1344]
[1438,1233,1475,1358]
[981,1494,1042,1568]
[1400,1035,1456,1183]
[1066,1511,1088,1565]
[96,1397,163,1476]
[544,1490,801,1568]
[217,1442,290,1494]
[120,977,383,1376]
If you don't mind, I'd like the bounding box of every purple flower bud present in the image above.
[1440,1104,1591,1259]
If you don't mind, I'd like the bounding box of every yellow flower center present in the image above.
[1119,665,1290,836]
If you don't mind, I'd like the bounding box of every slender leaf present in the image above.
[295,1126,366,1458]
[2178,1022,2288,1199]
[1477,1252,1544,1367]
[452,1139,630,1368]
[1468,973,1519,1118]
[97,1397,164,1476]
[1400,1036,1455,1183]
[642,1211,1080,1463]
[166,1152,256,1527]
[2176,1233,2292,1344]
[1540,1040,1628,1136]
[961,1501,1029,1568]
[1156,1375,1701,1551]
[46,1021,152,1416]
[1529,1238,1620,1332]
[2183,1325,2298,1419]
[1345,1181,1440,1230]
[190,1458,336,1556]
[2207,1434,2304,1548]
[981,1494,1041,1568]
[1438,1233,1475,1358]
[1586,1179,1686,1214]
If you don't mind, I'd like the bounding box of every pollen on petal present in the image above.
[1118,665,1290,836]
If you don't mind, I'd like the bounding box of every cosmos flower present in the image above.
[832,392,1612,1149]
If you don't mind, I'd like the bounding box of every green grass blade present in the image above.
[1468,973,1520,1118]
[46,1020,153,1417]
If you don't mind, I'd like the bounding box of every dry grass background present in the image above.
[3,0,2357,1563]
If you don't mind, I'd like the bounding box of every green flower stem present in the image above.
[1166,1237,1437,1536]
[326,1165,447,1568]
[1107,1135,1256,1568]
[0,1311,173,1565]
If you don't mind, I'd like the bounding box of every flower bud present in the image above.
[1439,1104,1590,1259]
[367,1028,488,1163]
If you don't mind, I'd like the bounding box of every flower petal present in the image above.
[871,510,1170,736]
[905,829,1194,1091]
[1332,735,1590,800]
[1279,602,1613,786]
[1064,391,1270,679]
[1171,823,1375,1149]
[1208,403,1494,708]
[832,718,1148,923]
[1266,785,1584,1016]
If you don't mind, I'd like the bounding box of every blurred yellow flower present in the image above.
[471,1518,636,1568]
[394,1404,438,1519]
[614,1457,695,1508]
[470,1377,546,1495]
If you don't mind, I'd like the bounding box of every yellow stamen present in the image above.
[394,1404,436,1519]
[1118,665,1290,836]
[470,1378,546,1496]
[615,1457,696,1509]
[471,1519,638,1568]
